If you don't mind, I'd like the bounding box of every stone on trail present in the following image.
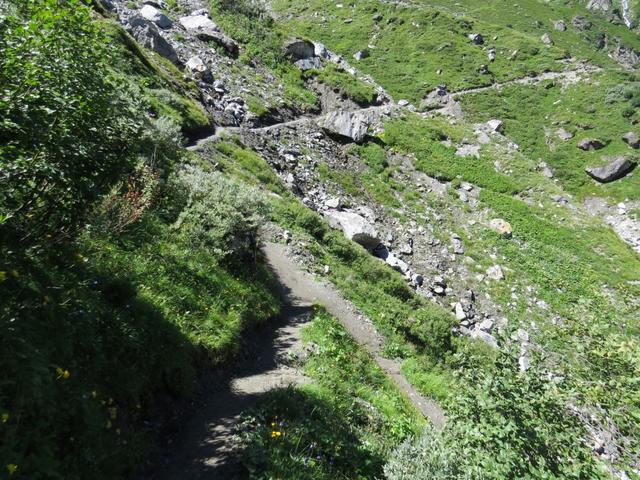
[321,110,371,143]
[585,156,635,183]
[324,211,380,249]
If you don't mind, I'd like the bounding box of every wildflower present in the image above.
[91,390,97,398]
[56,368,70,380]
[7,464,18,475]
[271,431,282,438]
[2,413,8,424]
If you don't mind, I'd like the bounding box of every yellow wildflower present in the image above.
[271,431,282,438]
[91,390,97,398]
[2,413,8,424]
[7,464,18,475]
[56,368,70,380]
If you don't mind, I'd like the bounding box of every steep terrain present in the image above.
[1,0,640,479]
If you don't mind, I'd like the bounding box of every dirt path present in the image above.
[450,64,602,98]
[262,242,445,426]
[142,241,443,479]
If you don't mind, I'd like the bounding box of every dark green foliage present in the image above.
[0,0,143,238]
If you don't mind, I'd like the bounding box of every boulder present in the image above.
[140,4,172,29]
[203,31,239,56]
[324,211,380,249]
[489,218,512,237]
[468,33,484,45]
[129,17,179,64]
[353,49,370,61]
[572,16,592,30]
[622,132,640,149]
[541,33,553,45]
[486,119,503,133]
[295,57,323,71]
[587,0,612,11]
[577,138,605,150]
[284,39,315,60]
[471,329,498,348]
[556,127,573,140]
[585,156,635,183]
[185,56,212,82]
[454,302,467,321]
[324,197,342,209]
[179,14,219,34]
[384,252,410,274]
[554,20,567,31]
[486,265,505,281]
[321,110,370,143]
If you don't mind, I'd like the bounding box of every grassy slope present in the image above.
[271,0,638,102]
[459,70,640,202]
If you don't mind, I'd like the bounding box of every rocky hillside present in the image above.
[2,0,640,478]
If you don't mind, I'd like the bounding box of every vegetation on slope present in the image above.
[238,308,423,479]
[0,2,279,477]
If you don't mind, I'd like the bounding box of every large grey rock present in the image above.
[129,17,179,64]
[179,14,219,33]
[541,33,553,45]
[577,138,605,150]
[284,39,315,60]
[295,57,323,71]
[321,110,370,143]
[324,211,380,249]
[622,132,640,148]
[587,0,612,11]
[140,5,172,29]
[586,156,635,183]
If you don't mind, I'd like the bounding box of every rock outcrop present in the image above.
[321,110,370,143]
[586,156,635,183]
[324,211,380,249]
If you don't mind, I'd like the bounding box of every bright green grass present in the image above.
[273,0,572,102]
[238,308,424,480]
[460,71,640,202]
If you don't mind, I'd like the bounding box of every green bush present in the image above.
[0,0,143,238]
[173,166,269,258]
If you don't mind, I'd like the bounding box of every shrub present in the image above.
[0,0,143,239]
[173,166,268,258]
[384,426,471,480]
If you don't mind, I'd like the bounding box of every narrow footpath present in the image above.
[143,242,443,479]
